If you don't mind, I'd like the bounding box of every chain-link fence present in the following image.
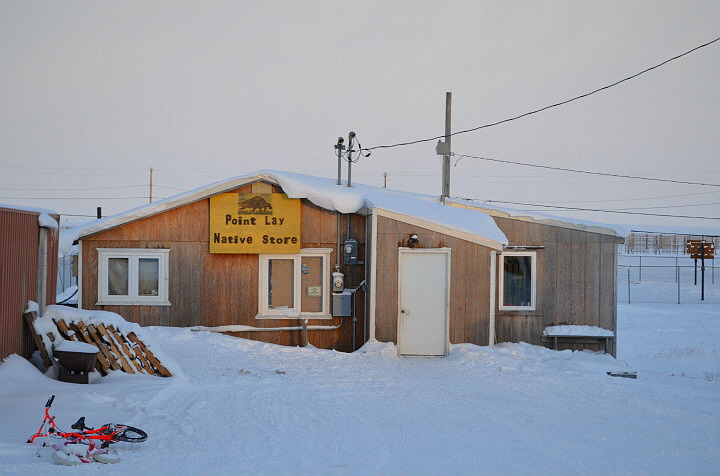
[618,254,719,304]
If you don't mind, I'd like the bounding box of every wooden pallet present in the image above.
[24,311,171,378]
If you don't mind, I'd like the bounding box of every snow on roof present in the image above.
[71,169,625,247]
[447,197,628,238]
[0,203,58,215]
[38,212,59,229]
[73,170,508,247]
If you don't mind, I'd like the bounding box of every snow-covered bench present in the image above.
[542,325,615,354]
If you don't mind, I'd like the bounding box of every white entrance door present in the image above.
[397,248,450,356]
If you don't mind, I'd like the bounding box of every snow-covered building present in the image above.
[0,205,59,362]
[71,170,625,356]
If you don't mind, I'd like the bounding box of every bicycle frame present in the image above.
[27,395,120,447]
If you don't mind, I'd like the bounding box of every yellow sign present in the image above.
[209,193,301,254]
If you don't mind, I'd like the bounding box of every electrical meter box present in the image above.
[343,239,358,265]
[333,290,353,317]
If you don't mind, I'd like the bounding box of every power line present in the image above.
[453,153,720,187]
[366,35,720,151]
[1,185,148,192]
[463,198,720,220]
[521,189,720,205]
[612,201,720,211]
[0,196,158,200]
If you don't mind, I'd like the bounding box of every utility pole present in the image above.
[436,92,452,203]
[149,167,153,203]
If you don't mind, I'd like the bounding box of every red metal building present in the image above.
[0,205,59,362]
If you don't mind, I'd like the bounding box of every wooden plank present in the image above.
[527,222,543,247]
[584,242,601,327]
[62,319,119,375]
[541,242,558,328]
[570,242,585,324]
[301,202,323,244]
[126,339,155,373]
[75,321,114,375]
[80,241,99,310]
[74,321,95,345]
[126,332,172,377]
[517,314,542,346]
[22,311,53,368]
[539,225,558,331]
[88,199,209,243]
[93,331,121,370]
[449,237,466,344]
[96,323,135,374]
[466,247,482,345]
[555,240,572,324]
[375,216,399,342]
[108,326,145,374]
[84,324,112,374]
[55,319,73,339]
[598,242,617,332]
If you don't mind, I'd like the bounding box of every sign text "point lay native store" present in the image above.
[209,193,301,254]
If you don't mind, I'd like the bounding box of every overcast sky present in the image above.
[1,1,718,230]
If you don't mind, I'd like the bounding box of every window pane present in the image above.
[301,257,323,313]
[268,258,294,309]
[138,258,160,296]
[108,258,129,295]
[503,256,532,307]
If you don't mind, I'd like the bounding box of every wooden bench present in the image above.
[542,325,615,354]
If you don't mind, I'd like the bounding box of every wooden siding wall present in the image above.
[374,215,493,346]
[373,214,621,355]
[492,217,621,354]
[81,186,366,352]
[1,208,59,361]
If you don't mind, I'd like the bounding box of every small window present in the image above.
[499,251,536,310]
[97,249,170,305]
[258,249,332,319]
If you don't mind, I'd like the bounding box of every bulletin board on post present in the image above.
[209,193,301,254]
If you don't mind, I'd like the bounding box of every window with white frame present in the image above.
[499,251,536,310]
[97,248,170,305]
[257,249,332,319]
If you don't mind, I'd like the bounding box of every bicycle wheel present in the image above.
[104,424,147,443]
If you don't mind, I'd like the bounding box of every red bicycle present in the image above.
[27,395,147,465]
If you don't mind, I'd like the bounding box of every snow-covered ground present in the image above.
[1,255,718,475]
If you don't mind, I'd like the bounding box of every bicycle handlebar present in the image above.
[46,395,55,408]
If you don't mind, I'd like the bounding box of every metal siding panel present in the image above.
[0,208,59,361]
[1,209,38,361]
